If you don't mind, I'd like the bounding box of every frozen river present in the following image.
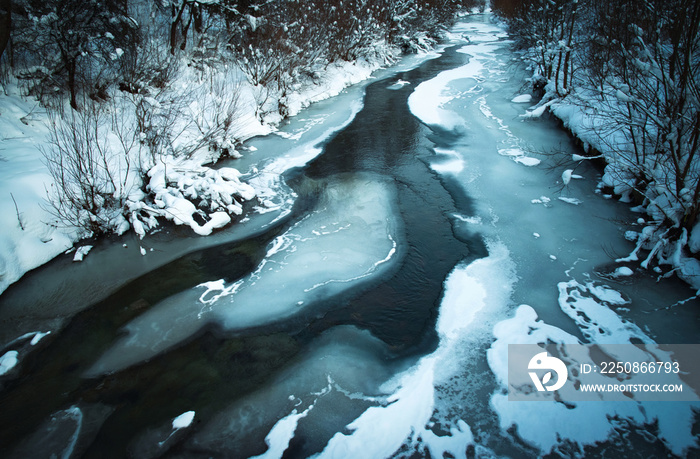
[1,12,699,459]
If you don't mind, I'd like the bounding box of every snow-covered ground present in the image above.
[0,92,77,296]
[0,46,401,297]
[337,16,698,457]
[519,70,700,291]
[2,10,698,459]
[85,174,402,376]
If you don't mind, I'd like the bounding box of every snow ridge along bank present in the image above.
[501,0,700,290]
[85,174,402,376]
[0,45,399,296]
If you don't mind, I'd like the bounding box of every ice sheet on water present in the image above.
[213,174,401,330]
[315,241,515,458]
[8,406,83,459]
[248,98,365,223]
[408,59,482,130]
[0,350,18,375]
[188,325,397,457]
[511,94,532,104]
[86,174,402,376]
[407,22,504,131]
[488,279,700,455]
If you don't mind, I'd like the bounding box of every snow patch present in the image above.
[558,197,582,205]
[489,279,699,456]
[511,94,532,103]
[387,79,411,90]
[0,350,19,375]
[251,405,314,459]
[86,175,402,376]
[531,196,551,205]
[498,148,540,167]
[172,411,195,430]
[514,156,541,166]
[612,266,634,277]
[73,245,93,262]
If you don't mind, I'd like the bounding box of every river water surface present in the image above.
[1,12,699,459]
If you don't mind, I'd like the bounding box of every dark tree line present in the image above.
[0,0,481,235]
[494,0,700,266]
[1,0,479,112]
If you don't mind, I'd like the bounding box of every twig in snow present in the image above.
[10,193,24,230]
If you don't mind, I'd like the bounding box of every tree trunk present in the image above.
[0,0,10,63]
[170,1,189,55]
[68,58,78,110]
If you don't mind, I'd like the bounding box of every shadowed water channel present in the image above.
[0,45,486,457]
[4,12,698,456]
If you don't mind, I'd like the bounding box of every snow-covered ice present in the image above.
[488,293,699,455]
[408,23,503,130]
[86,174,402,376]
[0,350,19,375]
[511,94,532,103]
[172,411,195,430]
[314,241,514,458]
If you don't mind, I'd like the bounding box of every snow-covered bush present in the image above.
[11,0,136,110]
[21,0,484,243]
[128,155,255,238]
[43,62,252,238]
[41,100,140,236]
[496,0,700,284]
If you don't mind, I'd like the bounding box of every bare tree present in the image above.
[12,0,135,110]
[42,99,135,234]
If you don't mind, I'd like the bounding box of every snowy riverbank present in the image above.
[1,11,698,458]
[0,47,401,297]
[524,86,700,291]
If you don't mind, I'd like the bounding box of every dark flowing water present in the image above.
[1,13,698,459]
[0,44,486,459]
